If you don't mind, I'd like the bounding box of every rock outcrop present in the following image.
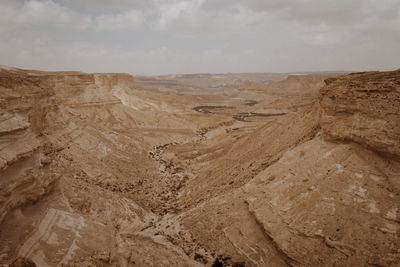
[160,70,400,266]
[0,67,205,266]
[1,66,399,266]
[319,70,400,159]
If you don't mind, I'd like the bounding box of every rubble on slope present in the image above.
[1,66,399,266]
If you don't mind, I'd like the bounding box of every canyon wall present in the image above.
[0,67,399,266]
[320,70,400,159]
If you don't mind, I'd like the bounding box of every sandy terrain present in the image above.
[0,65,399,266]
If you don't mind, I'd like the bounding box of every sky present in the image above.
[0,0,399,74]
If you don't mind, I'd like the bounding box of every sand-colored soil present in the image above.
[0,66,399,266]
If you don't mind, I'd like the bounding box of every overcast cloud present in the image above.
[0,0,399,74]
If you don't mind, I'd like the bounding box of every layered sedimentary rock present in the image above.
[159,70,400,266]
[319,70,400,159]
[1,66,399,266]
[0,67,204,266]
[239,73,339,97]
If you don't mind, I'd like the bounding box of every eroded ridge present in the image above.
[1,66,399,266]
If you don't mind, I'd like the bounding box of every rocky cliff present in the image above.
[0,67,205,266]
[160,70,400,266]
[0,69,140,224]
[0,67,399,266]
[320,70,400,159]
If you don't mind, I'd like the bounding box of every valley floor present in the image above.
[0,67,399,266]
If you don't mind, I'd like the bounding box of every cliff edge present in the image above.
[320,70,400,159]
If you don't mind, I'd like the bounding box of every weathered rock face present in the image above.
[159,71,400,267]
[244,136,400,266]
[0,69,141,225]
[0,67,204,266]
[240,73,339,97]
[319,70,400,159]
[1,66,399,267]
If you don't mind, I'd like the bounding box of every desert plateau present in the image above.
[0,65,399,266]
[1,0,400,266]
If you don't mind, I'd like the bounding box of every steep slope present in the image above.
[178,104,320,209]
[239,73,339,96]
[320,70,400,159]
[0,67,207,266]
[1,67,399,267]
[157,136,399,266]
[147,70,400,266]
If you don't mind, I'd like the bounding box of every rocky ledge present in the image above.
[319,70,400,159]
